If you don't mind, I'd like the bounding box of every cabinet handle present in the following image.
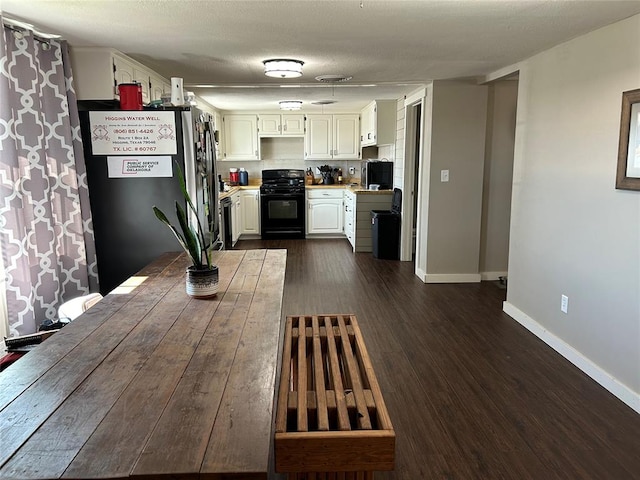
[255,150,258,157]
[283,125,287,131]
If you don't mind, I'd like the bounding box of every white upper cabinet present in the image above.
[305,114,333,160]
[71,47,169,103]
[221,114,260,161]
[333,114,360,159]
[259,113,304,136]
[259,114,281,136]
[112,54,135,86]
[282,114,305,135]
[360,100,397,147]
[305,114,360,160]
[149,73,171,102]
[132,66,151,104]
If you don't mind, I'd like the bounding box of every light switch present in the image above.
[441,170,449,182]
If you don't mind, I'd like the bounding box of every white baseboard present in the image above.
[415,267,427,283]
[305,234,346,239]
[503,301,640,414]
[424,273,481,283]
[480,271,508,281]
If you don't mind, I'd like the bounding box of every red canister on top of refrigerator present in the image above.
[118,83,143,110]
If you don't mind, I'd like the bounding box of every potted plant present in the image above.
[152,163,218,298]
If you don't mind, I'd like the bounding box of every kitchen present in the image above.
[1,2,640,480]
[215,103,399,248]
[68,44,405,266]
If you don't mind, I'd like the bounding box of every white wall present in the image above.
[505,14,640,409]
[480,80,518,279]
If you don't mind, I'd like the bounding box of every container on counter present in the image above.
[239,168,249,186]
[229,168,239,186]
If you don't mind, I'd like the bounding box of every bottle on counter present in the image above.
[239,168,249,186]
[218,174,225,192]
[337,168,343,184]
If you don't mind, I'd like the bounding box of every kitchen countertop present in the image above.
[307,184,395,194]
[218,185,260,200]
[218,183,394,199]
[345,185,396,194]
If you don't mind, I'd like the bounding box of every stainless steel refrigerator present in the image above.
[78,105,219,295]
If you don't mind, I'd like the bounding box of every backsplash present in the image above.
[216,142,394,184]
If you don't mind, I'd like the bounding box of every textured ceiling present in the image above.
[3,0,640,111]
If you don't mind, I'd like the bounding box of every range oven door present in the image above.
[260,192,305,239]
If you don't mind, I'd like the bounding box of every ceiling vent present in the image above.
[315,75,353,83]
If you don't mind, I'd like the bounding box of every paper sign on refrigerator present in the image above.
[89,111,177,155]
[107,156,173,178]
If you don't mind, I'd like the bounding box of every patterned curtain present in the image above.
[0,19,99,336]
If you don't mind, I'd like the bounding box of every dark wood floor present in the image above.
[237,238,640,480]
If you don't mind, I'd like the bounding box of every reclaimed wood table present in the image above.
[0,249,287,480]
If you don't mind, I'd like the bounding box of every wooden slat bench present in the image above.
[275,314,395,480]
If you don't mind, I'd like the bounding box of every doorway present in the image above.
[400,88,427,265]
[479,77,519,283]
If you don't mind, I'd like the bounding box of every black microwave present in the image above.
[361,160,394,189]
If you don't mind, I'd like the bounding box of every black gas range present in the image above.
[260,169,306,239]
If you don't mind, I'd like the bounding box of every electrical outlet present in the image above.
[441,169,449,182]
[561,294,569,314]
[348,167,356,175]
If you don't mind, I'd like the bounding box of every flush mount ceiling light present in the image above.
[263,59,304,78]
[279,100,303,110]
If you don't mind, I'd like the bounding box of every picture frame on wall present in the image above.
[616,88,640,190]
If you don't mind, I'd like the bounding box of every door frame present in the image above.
[401,88,427,268]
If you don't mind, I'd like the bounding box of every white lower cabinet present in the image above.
[344,189,355,248]
[239,189,260,235]
[231,191,241,245]
[306,189,344,235]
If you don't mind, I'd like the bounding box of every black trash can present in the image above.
[371,188,402,260]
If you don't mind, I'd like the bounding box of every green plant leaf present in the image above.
[175,201,202,268]
[153,205,190,254]
[174,161,211,268]
[153,160,216,269]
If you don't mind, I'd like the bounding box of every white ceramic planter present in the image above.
[186,265,219,298]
